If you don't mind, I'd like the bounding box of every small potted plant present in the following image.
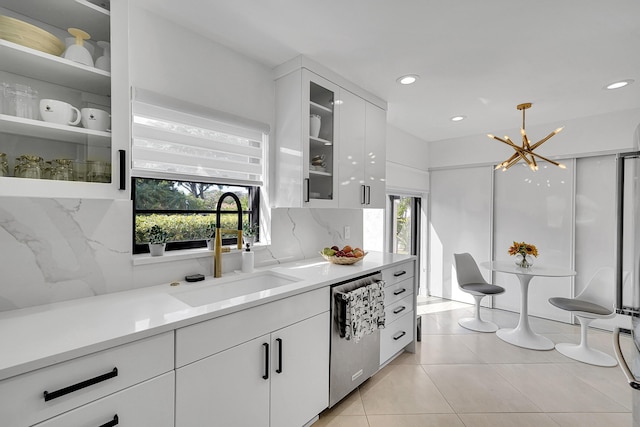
[204,221,216,250]
[243,221,259,247]
[148,224,169,256]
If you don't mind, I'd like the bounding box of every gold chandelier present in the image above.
[488,103,565,171]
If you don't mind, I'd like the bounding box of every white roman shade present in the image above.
[131,89,269,186]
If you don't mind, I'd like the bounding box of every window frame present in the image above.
[132,177,260,254]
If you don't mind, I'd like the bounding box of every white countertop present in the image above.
[0,251,414,381]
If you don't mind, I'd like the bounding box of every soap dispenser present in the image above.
[242,243,254,273]
[63,28,94,67]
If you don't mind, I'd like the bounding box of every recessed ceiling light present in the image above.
[450,115,466,122]
[605,79,634,90]
[396,74,419,85]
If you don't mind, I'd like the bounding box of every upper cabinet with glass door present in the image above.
[0,0,127,199]
[275,69,340,208]
[274,59,388,209]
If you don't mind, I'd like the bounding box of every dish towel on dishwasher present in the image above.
[344,281,386,342]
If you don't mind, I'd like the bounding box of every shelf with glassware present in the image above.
[274,69,340,208]
[0,0,125,199]
[305,79,337,204]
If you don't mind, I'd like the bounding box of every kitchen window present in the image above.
[129,88,269,255]
[133,178,259,254]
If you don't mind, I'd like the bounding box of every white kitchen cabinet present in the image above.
[270,311,330,427]
[175,287,330,427]
[33,372,175,427]
[275,69,340,208]
[275,63,387,209]
[338,90,387,208]
[364,101,387,208]
[0,0,129,199]
[0,331,174,427]
[380,260,417,366]
[176,334,271,427]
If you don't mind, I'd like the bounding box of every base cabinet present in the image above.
[176,334,270,427]
[176,311,329,427]
[270,311,330,427]
[33,372,175,427]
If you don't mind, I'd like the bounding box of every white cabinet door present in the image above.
[364,102,387,208]
[338,91,387,209]
[34,372,174,427]
[274,69,340,208]
[338,89,366,208]
[270,311,330,427]
[175,334,270,427]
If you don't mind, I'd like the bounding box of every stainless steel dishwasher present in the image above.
[329,271,383,407]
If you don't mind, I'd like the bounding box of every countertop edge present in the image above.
[0,252,415,381]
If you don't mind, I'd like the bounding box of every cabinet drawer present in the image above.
[384,278,413,306]
[34,372,175,427]
[384,294,414,325]
[381,261,414,287]
[380,310,414,365]
[0,332,174,427]
[176,287,329,367]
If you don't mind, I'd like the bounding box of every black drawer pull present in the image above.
[393,288,407,296]
[393,331,407,341]
[99,414,119,427]
[393,270,407,277]
[43,367,118,402]
[276,338,283,374]
[262,343,269,380]
[393,306,406,315]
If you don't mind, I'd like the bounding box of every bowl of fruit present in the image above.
[320,245,366,265]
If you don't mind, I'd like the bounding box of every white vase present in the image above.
[149,243,166,256]
[310,114,321,138]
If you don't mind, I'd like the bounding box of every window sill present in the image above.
[132,244,268,266]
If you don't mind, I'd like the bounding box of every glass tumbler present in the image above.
[0,153,8,176]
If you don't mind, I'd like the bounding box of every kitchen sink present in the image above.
[171,271,301,307]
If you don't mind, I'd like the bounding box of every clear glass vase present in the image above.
[515,253,533,268]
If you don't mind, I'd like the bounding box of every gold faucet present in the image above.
[214,192,243,277]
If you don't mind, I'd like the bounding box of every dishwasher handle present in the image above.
[613,327,640,390]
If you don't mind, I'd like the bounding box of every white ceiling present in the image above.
[139,0,640,143]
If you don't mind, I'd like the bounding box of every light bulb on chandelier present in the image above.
[488,103,565,171]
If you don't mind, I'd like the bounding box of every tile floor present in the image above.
[314,298,636,427]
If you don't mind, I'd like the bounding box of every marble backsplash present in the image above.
[0,197,364,312]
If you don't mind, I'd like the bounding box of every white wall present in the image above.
[386,125,429,192]
[128,5,274,128]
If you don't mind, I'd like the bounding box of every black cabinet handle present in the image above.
[393,306,406,315]
[43,367,118,402]
[99,414,119,427]
[304,178,310,202]
[393,270,407,277]
[361,185,366,205]
[366,185,371,205]
[393,288,407,296]
[393,331,407,341]
[275,338,283,374]
[262,343,269,380]
[118,150,126,190]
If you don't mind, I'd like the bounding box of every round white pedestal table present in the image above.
[481,261,576,351]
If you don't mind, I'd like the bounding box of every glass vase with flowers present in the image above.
[508,241,538,268]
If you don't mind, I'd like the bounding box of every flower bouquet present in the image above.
[508,241,538,268]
